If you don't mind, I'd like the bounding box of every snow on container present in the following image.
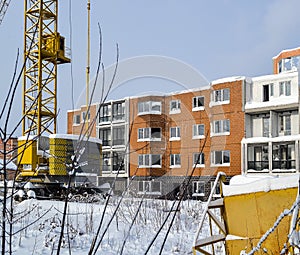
[222,174,299,254]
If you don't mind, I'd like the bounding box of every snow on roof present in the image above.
[272,46,300,59]
[245,96,298,110]
[222,174,299,197]
[251,70,298,82]
[18,135,37,141]
[0,159,17,170]
[211,76,246,85]
[49,134,102,145]
[128,85,211,99]
[242,134,300,144]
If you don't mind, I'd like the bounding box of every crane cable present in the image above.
[0,0,11,25]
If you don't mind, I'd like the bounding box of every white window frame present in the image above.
[112,101,125,122]
[210,88,230,106]
[81,111,90,122]
[279,81,291,96]
[193,153,205,167]
[170,127,181,141]
[279,113,291,136]
[211,181,221,197]
[211,119,230,136]
[100,104,111,123]
[192,124,205,139]
[192,96,205,111]
[211,150,230,166]
[138,101,162,115]
[138,181,162,195]
[170,154,181,168]
[169,99,181,114]
[192,181,205,197]
[102,151,111,173]
[73,114,80,125]
[138,127,161,142]
[138,154,161,168]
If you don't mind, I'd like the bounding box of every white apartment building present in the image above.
[96,99,130,181]
[242,70,300,174]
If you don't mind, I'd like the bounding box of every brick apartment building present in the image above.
[67,47,300,199]
[67,77,248,199]
[0,137,18,180]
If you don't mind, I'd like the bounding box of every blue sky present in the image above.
[1,1,300,134]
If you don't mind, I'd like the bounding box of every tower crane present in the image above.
[23,0,70,136]
[16,0,102,196]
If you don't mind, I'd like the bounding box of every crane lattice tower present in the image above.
[23,0,70,136]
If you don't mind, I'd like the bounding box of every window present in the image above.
[99,128,111,146]
[170,154,181,167]
[278,56,300,73]
[138,154,161,168]
[270,83,274,97]
[279,114,291,135]
[138,101,161,115]
[103,152,111,172]
[192,96,204,110]
[212,88,230,103]
[263,117,269,137]
[170,127,180,141]
[272,143,295,170]
[169,100,181,113]
[112,151,125,172]
[279,81,291,96]
[192,181,205,196]
[193,124,205,138]
[211,182,221,197]
[211,150,230,165]
[73,114,80,125]
[138,127,161,141]
[112,102,125,121]
[138,181,161,194]
[212,119,230,135]
[100,104,111,123]
[81,111,90,122]
[193,153,205,166]
[113,126,125,146]
[247,145,269,171]
[263,85,269,102]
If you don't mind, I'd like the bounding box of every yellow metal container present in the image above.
[17,136,38,171]
[222,175,299,254]
[49,134,102,176]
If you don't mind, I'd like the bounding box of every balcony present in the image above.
[248,160,296,171]
[248,161,269,171]
[272,160,295,170]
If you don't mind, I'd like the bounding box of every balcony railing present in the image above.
[248,161,269,171]
[272,160,295,170]
[248,160,296,171]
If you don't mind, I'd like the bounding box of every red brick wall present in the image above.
[67,105,97,137]
[273,48,300,74]
[129,80,245,178]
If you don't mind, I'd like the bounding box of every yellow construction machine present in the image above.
[12,0,102,198]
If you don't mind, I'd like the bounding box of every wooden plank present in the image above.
[207,210,226,234]
[208,198,224,209]
[194,234,225,247]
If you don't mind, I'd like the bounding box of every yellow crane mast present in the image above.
[23,0,70,136]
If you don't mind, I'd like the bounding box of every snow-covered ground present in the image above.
[5,197,206,255]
